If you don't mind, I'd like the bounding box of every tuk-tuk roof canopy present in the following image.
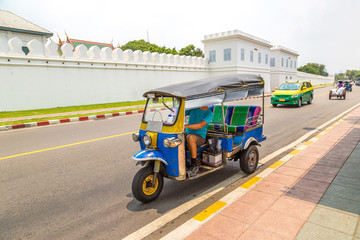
[144,74,264,110]
[144,74,263,98]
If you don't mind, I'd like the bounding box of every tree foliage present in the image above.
[335,69,360,80]
[179,44,204,57]
[297,63,329,76]
[120,40,203,57]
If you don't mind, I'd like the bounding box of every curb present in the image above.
[0,95,272,132]
[0,108,166,132]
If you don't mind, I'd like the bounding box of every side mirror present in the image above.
[275,87,278,90]
[302,87,307,90]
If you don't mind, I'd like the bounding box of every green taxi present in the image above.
[271,81,314,107]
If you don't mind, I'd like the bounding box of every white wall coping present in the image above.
[0,37,207,68]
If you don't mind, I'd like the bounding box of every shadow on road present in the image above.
[125,162,242,214]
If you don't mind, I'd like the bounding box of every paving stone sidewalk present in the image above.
[184,107,360,240]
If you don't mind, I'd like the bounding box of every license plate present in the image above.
[279,99,285,102]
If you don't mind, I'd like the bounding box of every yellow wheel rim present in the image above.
[142,175,158,196]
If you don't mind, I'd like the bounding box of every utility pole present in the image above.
[147,30,150,51]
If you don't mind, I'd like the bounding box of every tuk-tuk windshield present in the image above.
[143,96,181,125]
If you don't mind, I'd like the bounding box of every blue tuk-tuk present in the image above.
[131,74,266,203]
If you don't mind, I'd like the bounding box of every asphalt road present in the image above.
[1,86,360,239]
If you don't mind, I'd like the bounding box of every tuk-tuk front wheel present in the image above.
[132,166,163,203]
[240,145,259,174]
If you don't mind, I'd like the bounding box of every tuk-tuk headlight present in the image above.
[164,137,182,148]
[143,133,152,146]
[132,132,140,142]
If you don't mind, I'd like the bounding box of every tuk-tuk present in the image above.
[329,80,346,100]
[131,74,266,203]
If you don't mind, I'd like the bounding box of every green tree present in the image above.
[120,40,204,56]
[345,70,360,80]
[121,39,174,54]
[297,63,329,76]
[335,73,346,81]
[355,73,360,80]
[179,44,204,57]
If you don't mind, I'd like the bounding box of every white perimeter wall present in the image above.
[0,36,335,111]
[296,71,334,85]
[0,37,209,111]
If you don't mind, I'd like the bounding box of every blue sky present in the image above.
[1,0,359,74]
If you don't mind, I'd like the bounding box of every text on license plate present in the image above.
[279,99,285,102]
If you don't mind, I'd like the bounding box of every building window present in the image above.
[290,60,293,68]
[286,59,289,67]
[250,51,254,62]
[294,61,297,69]
[258,52,261,63]
[265,54,268,64]
[241,48,245,61]
[22,46,29,55]
[224,48,231,61]
[270,58,275,67]
[209,50,216,63]
[281,58,284,67]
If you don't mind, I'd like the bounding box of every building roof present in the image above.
[67,38,114,50]
[57,36,114,55]
[0,10,52,36]
[202,29,273,48]
[271,45,299,56]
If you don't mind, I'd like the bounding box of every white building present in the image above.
[270,45,299,88]
[203,30,273,92]
[202,30,303,91]
[0,10,53,55]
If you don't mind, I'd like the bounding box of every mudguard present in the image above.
[243,137,261,150]
[132,150,168,166]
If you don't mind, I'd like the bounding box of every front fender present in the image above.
[132,150,168,166]
[243,137,261,150]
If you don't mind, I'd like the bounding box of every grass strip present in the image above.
[0,100,147,119]
[0,107,146,126]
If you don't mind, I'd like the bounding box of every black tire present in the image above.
[343,92,346,100]
[272,104,277,107]
[297,98,302,108]
[132,166,163,203]
[329,92,332,100]
[307,95,313,104]
[240,145,259,174]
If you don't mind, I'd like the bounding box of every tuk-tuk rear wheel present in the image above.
[240,145,259,174]
[132,166,163,203]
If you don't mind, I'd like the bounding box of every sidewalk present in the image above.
[163,106,360,240]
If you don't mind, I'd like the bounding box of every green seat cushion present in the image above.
[211,105,228,124]
[230,106,249,126]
